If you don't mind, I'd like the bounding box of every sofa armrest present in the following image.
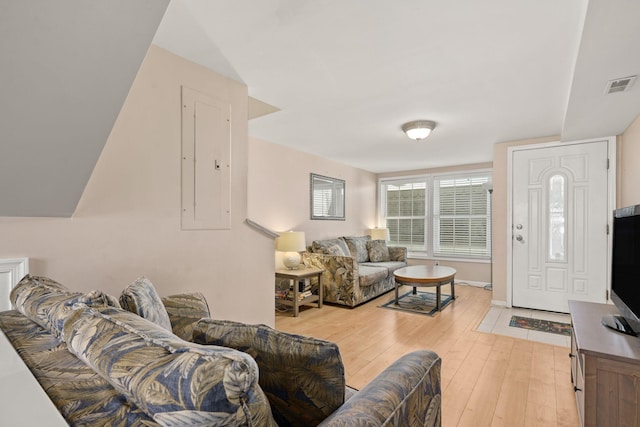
[303,252,358,272]
[318,350,441,427]
[193,318,345,427]
[303,252,360,306]
[161,292,211,341]
[388,246,407,262]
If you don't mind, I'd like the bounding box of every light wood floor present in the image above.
[275,284,579,427]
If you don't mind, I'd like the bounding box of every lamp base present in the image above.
[283,252,302,270]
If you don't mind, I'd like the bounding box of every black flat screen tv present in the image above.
[603,204,640,336]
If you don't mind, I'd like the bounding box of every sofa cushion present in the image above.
[311,238,350,256]
[388,246,408,262]
[64,306,276,427]
[119,277,172,332]
[343,236,371,262]
[192,319,345,427]
[367,239,391,262]
[360,261,407,275]
[358,265,388,287]
[9,275,118,340]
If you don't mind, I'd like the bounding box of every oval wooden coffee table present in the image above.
[393,265,456,312]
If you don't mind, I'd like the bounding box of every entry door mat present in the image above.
[379,291,453,316]
[509,316,572,336]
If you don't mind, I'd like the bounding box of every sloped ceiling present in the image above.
[0,0,169,217]
[562,0,640,141]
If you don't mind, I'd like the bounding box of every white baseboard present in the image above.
[491,300,507,307]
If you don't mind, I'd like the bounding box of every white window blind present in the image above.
[382,180,427,251]
[433,174,491,257]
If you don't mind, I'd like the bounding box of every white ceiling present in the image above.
[154,0,640,173]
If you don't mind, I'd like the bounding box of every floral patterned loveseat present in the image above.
[303,235,407,307]
[0,274,441,426]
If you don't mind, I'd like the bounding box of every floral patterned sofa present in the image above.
[303,235,407,307]
[0,275,441,426]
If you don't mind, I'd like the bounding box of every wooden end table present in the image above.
[275,267,324,317]
[393,265,456,312]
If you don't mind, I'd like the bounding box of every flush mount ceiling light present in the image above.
[402,120,436,140]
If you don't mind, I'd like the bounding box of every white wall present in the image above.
[0,46,276,326]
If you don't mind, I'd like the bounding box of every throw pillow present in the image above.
[323,244,346,256]
[10,274,69,309]
[367,240,391,262]
[311,238,350,256]
[343,236,371,262]
[10,274,118,340]
[193,319,346,427]
[63,306,275,427]
[119,277,172,332]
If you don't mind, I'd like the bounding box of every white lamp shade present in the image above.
[276,231,306,252]
[370,228,390,241]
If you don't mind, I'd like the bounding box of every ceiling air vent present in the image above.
[605,76,637,94]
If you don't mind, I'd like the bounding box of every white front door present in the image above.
[511,140,610,313]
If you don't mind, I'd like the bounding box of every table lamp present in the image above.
[276,231,306,269]
[370,228,390,241]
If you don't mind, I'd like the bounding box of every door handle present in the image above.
[515,235,524,243]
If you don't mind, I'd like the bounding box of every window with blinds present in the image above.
[379,170,492,259]
[382,180,427,251]
[433,174,491,257]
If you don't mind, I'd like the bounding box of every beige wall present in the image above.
[619,114,640,207]
[378,163,494,284]
[0,46,276,326]
[248,137,378,268]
